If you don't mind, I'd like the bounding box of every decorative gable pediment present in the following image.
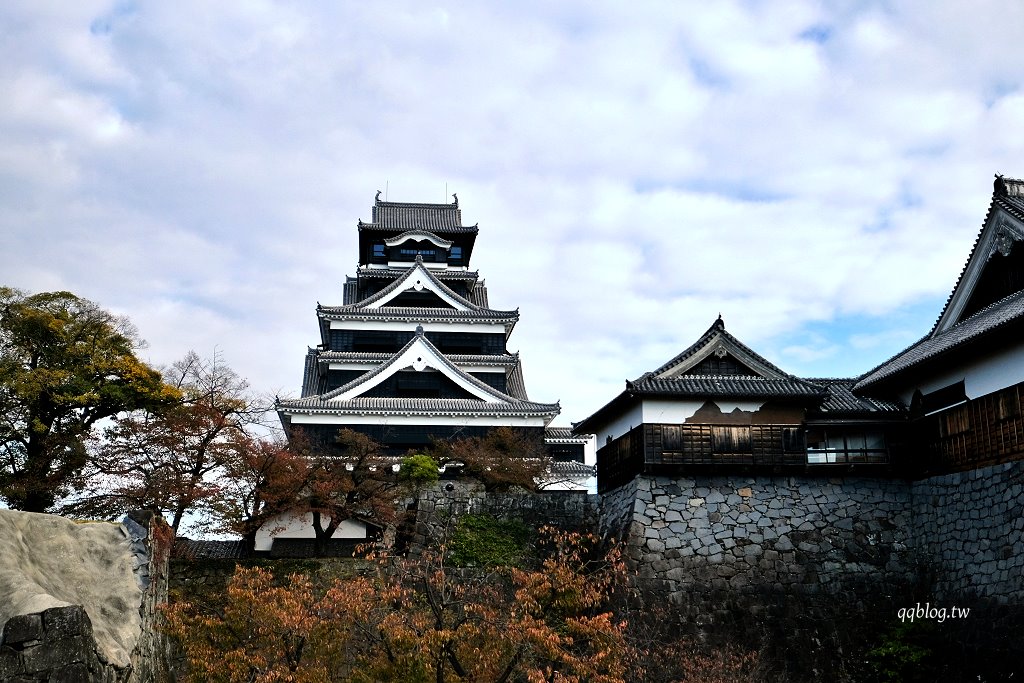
[362,261,475,311]
[933,177,1024,335]
[326,330,518,404]
[651,318,792,382]
[384,230,454,249]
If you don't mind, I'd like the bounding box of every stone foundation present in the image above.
[617,474,915,600]
[911,461,1024,602]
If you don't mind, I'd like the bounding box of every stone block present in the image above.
[43,606,91,641]
[21,636,88,673]
[0,645,21,678]
[50,663,92,683]
[2,614,42,646]
[703,490,723,505]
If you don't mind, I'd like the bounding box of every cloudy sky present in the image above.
[3,1,1023,427]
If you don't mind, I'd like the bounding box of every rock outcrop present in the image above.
[0,509,169,682]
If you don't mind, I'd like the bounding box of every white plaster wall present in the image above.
[540,475,597,493]
[596,403,645,445]
[895,345,1024,404]
[255,512,369,552]
[593,399,770,447]
[639,399,765,425]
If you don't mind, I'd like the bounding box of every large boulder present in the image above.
[0,509,142,670]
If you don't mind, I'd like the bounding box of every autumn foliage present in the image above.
[165,528,634,683]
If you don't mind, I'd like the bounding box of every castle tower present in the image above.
[277,194,560,453]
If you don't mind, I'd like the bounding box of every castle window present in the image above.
[372,243,386,259]
[807,429,887,464]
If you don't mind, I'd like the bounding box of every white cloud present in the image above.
[1,0,1022,425]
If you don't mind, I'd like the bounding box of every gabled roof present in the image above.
[354,258,490,311]
[358,195,479,235]
[627,375,827,399]
[931,175,1024,335]
[630,317,826,400]
[575,318,826,434]
[854,175,1024,392]
[854,287,1024,391]
[319,260,517,327]
[279,329,559,419]
[644,316,801,381]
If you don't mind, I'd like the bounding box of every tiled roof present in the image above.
[318,351,520,367]
[343,277,359,305]
[628,375,827,400]
[357,267,479,281]
[646,317,796,380]
[855,287,1024,391]
[344,258,497,313]
[805,378,905,416]
[506,358,530,400]
[930,176,1024,335]
[173,538,249,560]
[279,396,560,417]
[549,460,597,477]
[279,332,559,417]
[317,305,519,324]
[301,348,319,397]
[359,198,478,234]
[545,426,589,441]
[468,281,489,308]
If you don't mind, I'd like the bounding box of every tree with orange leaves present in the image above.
[164,527,634,683]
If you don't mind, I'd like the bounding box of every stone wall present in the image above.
[912,460,1024,602]
[618,475,916,600]
[410,481,600,553]
[0,606,127,683]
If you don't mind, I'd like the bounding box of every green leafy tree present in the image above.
[398,453,440,488]
[0,287,177,512]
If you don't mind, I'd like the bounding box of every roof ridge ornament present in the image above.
[995,173,1024,198]
[452,192,458,207]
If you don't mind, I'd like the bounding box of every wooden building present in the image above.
[578,174,1024,493]
[574,317,904,493]
[855,174,1024,477]
[277,194,560,454]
